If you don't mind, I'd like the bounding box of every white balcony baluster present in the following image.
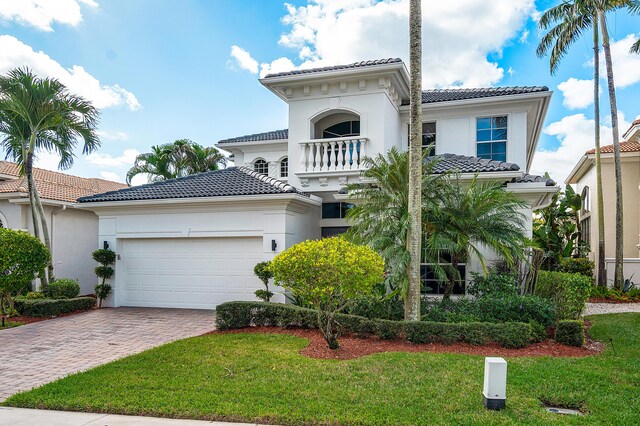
[298,136,369,175]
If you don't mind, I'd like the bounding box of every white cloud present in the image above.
[96,130,129,141]
[601,33,640,89]
[86,148,140,167]
[229,45,259,74]
[530,112,631,184]
[34,151,64,171]
[232,0,535,87]
[0,0,97,32]
[557,78,599,109]
[0,35,141,110]
[99,171,122,182]
[129,174,148,186]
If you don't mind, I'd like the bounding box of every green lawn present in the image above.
[0,320,23,330]
[4,314,640,425]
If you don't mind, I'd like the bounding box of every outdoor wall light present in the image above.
[103,241,109,250]
[271,239,277,252]
[483,357,507,410]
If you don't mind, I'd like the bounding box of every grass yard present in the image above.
[0,320,23,330]
[4,313,640,425]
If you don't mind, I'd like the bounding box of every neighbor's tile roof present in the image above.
[78,167,308,203]
[262,58,403,79]
[426,153,556,186]
[0,161,127,203]
[585,140,640,154]
[217,129,288,144]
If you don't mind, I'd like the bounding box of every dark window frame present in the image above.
[476,115,507,162]
[321,202,354,219]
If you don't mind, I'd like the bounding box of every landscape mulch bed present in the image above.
[3,307,97,327]
[216,326,604,360]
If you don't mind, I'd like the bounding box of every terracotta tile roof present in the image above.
[585,140,640,155]
[0,161,127,203]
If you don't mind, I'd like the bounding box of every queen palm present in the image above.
[429,177,528,300]
[406,0,423,321]
[346,148,447,303]
[0,68,100,288]
[537,0,639,288]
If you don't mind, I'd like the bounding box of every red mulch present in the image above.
[215,326,604,360]
[589,297,640,304]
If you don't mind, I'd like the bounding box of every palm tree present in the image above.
[345,148,447,301]
[537,1,606,286]
[406,0,423,321]
[126,139,226,185]
[0,68,100,288]
[429,176,528,300]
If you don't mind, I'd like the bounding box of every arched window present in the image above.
[322,120,360,139]
[254,158,268,175]
[280,157,288,178]
[0,211,5,228]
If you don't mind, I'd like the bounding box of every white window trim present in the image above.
[474,114,509,161]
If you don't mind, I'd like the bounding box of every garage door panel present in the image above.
[120,237,263,309]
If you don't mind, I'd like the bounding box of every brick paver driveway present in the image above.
[0,308,215,402]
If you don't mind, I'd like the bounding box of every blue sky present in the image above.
[0,0,638,185]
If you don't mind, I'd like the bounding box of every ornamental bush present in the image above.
[14,296,96,317]
[46,278,80,299]
[558,257,594,279]
[536,271,591,319]
[270,237,384,349]
[555,320,585,347]
[466,273,519,299]
[0,228,49,293]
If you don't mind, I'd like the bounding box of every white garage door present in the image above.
[119,237,264,309]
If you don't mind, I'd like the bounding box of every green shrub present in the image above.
[529,321,547,343]
[93,248,115,308]
[536,271,592,319]
[555,320,585,347]
[14,297,95,317]
[254,289,274,303]
[254,261,273,302]
[0,228,49,293]
[46,279,80,299]
[467,273,519,298]
[346,296,404,321]
[215,301,533,348]
[24,291,45,300]
[558,257,594,278]
[271,237,384,349]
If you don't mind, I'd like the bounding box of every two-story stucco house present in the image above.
[78,58,557,309]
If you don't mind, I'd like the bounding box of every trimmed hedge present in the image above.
[14,296,96,317]
[555,320,585,347]
[215,301,534,348]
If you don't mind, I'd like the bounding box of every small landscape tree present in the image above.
[0,228,49,326]
[270,237,384,349]
[253,261,273,302]
[92,248,116,308]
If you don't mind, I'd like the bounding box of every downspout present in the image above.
[51,205,67,279]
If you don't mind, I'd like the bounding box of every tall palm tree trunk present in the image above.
[599,11,624,290]
[405,0,423,321]
[25,151,49,290]
[593,19,606,288]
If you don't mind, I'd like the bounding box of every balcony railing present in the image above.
[299,136,369,173]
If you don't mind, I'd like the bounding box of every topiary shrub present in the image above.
[46,278,80,299]
[536,271,592,319]
[529,321,548,343]
[555,320,585,347]
[92,248,116,308]
[270,237,384,350]
[253,261,274,302]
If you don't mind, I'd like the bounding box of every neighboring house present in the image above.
[0,161,127,294]
[78,58,557,309]
[566,119,640,283]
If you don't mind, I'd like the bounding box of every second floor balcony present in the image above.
[298,136,369,176]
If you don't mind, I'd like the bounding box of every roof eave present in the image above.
[215,139,288,149]
[565,154,591,184]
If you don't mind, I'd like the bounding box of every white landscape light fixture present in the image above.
[483,357,507,410]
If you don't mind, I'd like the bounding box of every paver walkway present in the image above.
[0,308,214,402]
[585,302,640,316]
[0,407,270,425]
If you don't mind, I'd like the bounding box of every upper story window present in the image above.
[476,116,507,162]
[254,158,268,175]
[408,121,437,152]
[280,157,288,178]
[322,202,354,219]
[581,186,591,214]
[322,120,360,138]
